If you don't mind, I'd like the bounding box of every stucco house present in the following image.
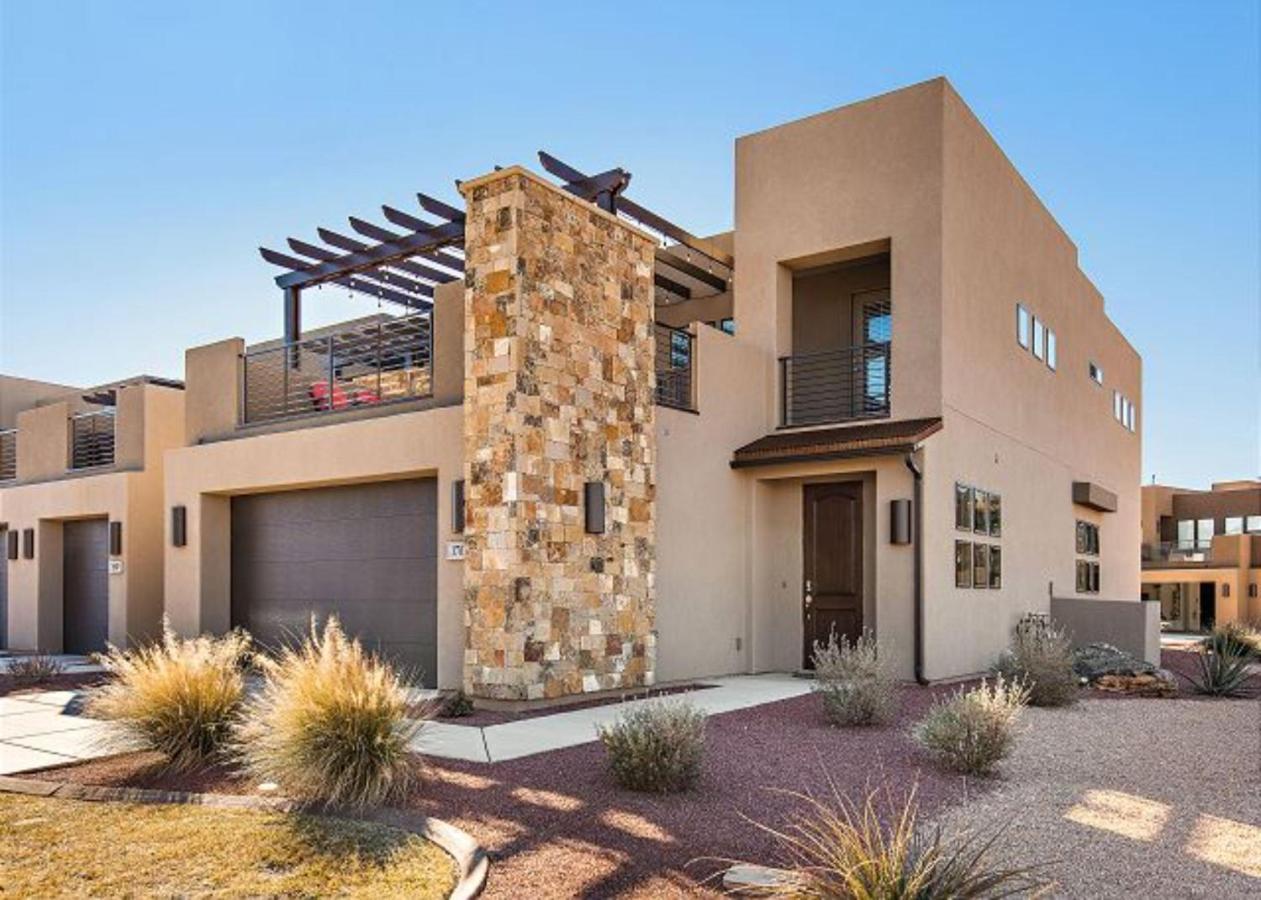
[1,78,1153,699]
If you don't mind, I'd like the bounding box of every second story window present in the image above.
[1089,361,1104,385]
[1247,516,1261,533]
[1016,304,1030,349]
[1032,317,1046,360]
[1046,329,1057,370]
[1225,517,1244,535]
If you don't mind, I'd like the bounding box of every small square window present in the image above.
[988,545,1002,589]
[955,541,973,588]
[1016,304,1030,349]
[1225,517,1243,535]
[973,542,990,589]
[1046,330,1057,370]
[719,317,735,335]
[1032,318,1045,360]
[1089,362,1103,385]
[955,483,974,532]
[1246,516,1261,533]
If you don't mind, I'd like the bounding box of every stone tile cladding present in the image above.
[460,169,657,700]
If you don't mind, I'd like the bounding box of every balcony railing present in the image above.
[70,410,116,470]
[0,429,15,481]
[655,323,695,411]
[241,314,433,425]
[780,342,891,427]
[1143,541,1213,564]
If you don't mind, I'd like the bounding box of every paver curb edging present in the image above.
[0,774,488,900]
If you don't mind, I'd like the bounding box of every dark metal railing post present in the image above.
[780,358,788,427]
[326,335,335,408]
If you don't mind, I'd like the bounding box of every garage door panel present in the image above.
[231,480,437,686]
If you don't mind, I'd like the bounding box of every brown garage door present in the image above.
[231,480,437,686]
[64,519,110,654]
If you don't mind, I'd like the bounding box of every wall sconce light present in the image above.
[452,480,465,534]
[109,521,123,556]
[584,482,605,535]
[1249,583,1258,599]
[890,499,912,544]
[171,506,187,548]
[1222,583,1231,599]
[22,528,34,560]
[6,530,17,561]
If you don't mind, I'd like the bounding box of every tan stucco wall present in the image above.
[163,404,465,688]
[0,383,184,650]
[0,375,80,429]
[790,256,889,355]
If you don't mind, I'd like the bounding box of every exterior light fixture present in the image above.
[890,499,912,544]
[109,521,123,556]
[171,506,187,548]
[584,482,605,535]
[452,480,465,534]
[6,530,17,561]
[22,528,34,560]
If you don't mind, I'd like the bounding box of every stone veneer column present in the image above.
[459,167,657,701]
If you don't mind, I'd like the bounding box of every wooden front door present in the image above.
[803,482,863,668]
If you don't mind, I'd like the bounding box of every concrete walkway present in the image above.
[412,673,813,763]
[0,673,810,774]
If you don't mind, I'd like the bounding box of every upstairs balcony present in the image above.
[241,314,432,425]
[655,323,696,412]
[780,341,890,427]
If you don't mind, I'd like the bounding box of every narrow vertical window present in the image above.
[955,541,973,588]
[1016,304,1030,349]
[1046,330,1057,370]
[1089,361,1103,385]
[1114,391,1122,421]
[1032,318,1045,360]
[955,483,974,531]
[988,545,1002,589]
[973,542,990,589]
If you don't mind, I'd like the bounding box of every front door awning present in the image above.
[731,417,943,469]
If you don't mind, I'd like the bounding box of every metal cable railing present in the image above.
[654,323,696,411]
[70,410,116,469]
[241,314,433,425]
[0,429,15,481]
[780,342,891,427]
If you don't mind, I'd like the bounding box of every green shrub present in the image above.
[236,617,424,809]
[992,616,1079,707]
[812,629,900,726]
[597,699,706,793]
[7,653,66,688]
[913,676,1029,776]
[1204,621,1261,659]
[438,690,475,718]
[1188,635,1256,698]
[754,783,1044,898]
[89,623,250,770]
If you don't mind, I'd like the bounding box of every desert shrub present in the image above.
[754,783,1044,898]
[89,624,250,770]
[438,690,475,718]
[597,699,706,793]
[913,676,1029,776]
[7,653,66,687]
[1204,621,1261,659]
[235,617,424,808]
[1188,634,1256,698]
[992,616,1079,707]
[812,629,900,726]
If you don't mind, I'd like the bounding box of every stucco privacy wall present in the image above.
[459,167,657,700]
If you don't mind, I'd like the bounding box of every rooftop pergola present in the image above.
[259,155,734,346]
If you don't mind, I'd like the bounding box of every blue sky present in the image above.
[1,1,1257,487]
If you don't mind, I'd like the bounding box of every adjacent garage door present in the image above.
[63,519,110,654]
[231,480,437,686]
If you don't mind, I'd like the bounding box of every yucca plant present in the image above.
[745,783,1044,898]
[812,629,901,726]
[1188,635,1256,698]
[1203,621,1261,660]
[235,617,424,808]
[913,676,1029,776]
[992,617,1079,707]
[598,699,707,793]
[89,621,250,770]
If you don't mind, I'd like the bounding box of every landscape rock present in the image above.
[1072,643,1156,682]
[1093,669,1178,697]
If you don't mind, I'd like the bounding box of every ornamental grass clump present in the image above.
[913,676,1029,776]
[597,699,706,793]
[992,616,1079,707]
[812,629,900,726]
[89,622,250,770]
[752,783,1044,899]
[236,617,424,809]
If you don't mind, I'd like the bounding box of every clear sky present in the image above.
[1,1,1257,488]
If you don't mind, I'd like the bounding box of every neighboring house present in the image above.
[0,375,185,653]
[7,77,1153,696]
[1141,480,1261,631]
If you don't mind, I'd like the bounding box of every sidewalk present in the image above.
[1,672,811,774]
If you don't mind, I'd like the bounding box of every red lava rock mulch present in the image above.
[0,671,108,698]
[31,683,989,899]
[436,682,716,728]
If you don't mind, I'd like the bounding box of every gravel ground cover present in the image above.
[930,695,1261,898]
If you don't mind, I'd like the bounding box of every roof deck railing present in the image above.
[0,429,15,481]
[241,314,433,426]
[70,409,116,470]
[654,323,696,412]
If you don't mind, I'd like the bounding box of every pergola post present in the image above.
[284,286,301,368]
